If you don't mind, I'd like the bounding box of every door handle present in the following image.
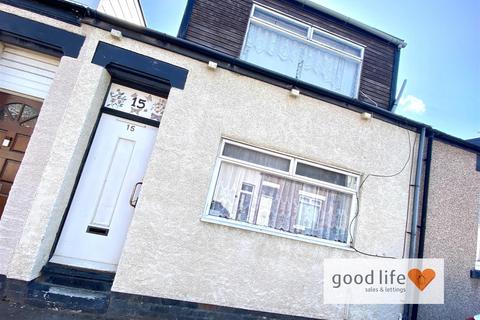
[129,182,143,208]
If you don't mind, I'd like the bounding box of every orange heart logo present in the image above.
[408,268,436,291]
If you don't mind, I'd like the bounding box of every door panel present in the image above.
[11,134,30,153]
[1,181,12,195]
[0,91,42,218]
[92,138,135,227]
[0,160,20,182]
[51,113,158,272]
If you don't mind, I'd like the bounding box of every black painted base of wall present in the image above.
[1,269,319,320]
[0,274,6,296]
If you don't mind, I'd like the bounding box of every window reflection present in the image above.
[209,162,352,243]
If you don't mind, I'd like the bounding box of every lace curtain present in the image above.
[209,162,352,243]
[241,23,360,97]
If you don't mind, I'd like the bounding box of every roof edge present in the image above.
[177,0,195,38]
[433,130,480,154]
[295,0,407,48]
[466,137,480,147]
[6,0,480,156]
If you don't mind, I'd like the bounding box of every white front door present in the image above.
[51,113,158,272]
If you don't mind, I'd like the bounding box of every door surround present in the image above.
[49,82,168,273]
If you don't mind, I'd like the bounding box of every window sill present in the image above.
[470,269,480,279]
[200,215,354,252]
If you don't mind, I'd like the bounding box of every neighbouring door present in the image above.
[0,92,42,218]
[0,44,59,219]
[51,83,167,272]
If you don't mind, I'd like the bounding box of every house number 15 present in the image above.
[131,97,146,109]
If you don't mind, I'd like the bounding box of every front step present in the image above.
[41,263,114,292]
[27,281,110,313]
[22,263,115,314]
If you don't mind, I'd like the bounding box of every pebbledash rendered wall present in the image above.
[0,2,107,278]
[0,4,417,319]
[417,140,480,320]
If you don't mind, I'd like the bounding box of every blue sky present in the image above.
[315,0,480,140]
[83,0,480,140]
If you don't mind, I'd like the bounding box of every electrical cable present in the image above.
[348,129,413,259]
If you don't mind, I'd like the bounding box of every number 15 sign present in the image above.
[104,83,167,123]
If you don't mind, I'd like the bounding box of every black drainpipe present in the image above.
[408,127,426,258]
[411,130,433,320]
[417,131,433,259]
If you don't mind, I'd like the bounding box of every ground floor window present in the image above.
[205,140,359,245]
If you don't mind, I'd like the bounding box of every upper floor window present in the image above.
[204,140,359,246]
[241,5,364,98]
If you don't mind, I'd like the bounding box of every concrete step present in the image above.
[41,271,112,292]
[18,263,116,314]
[41,263,114,289]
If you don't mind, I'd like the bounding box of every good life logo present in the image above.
[323,259,444,304]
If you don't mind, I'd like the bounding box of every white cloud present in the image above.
[398,95,426,114]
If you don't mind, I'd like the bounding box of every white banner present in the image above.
[323,259,444,304]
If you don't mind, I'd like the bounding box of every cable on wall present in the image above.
[348,129,414,259]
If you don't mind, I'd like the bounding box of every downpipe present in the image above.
[402,127,426,320]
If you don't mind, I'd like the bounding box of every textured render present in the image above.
[105,35,414,319]
[0,4,88,276]
[0,8,415,319]
[0,56,77,275]
[417,141,480,320]
[2,55,110,279]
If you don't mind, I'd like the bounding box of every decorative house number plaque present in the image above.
[104,83,167,122]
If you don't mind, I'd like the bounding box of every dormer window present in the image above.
[241,5,364,98]
[252,6,309,37]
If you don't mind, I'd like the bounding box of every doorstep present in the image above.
[3,263,113,314]
[2,263,320,320]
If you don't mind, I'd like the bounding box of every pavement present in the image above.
[0,298,113,320]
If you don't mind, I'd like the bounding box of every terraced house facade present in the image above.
[0,0,478,319]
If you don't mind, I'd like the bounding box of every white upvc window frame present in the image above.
[251,5,310,38]
[220,139,294,175]
[241,4,365,98]
[311,27,365,59]
[201,138,360,250]
[252,5,309,38]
